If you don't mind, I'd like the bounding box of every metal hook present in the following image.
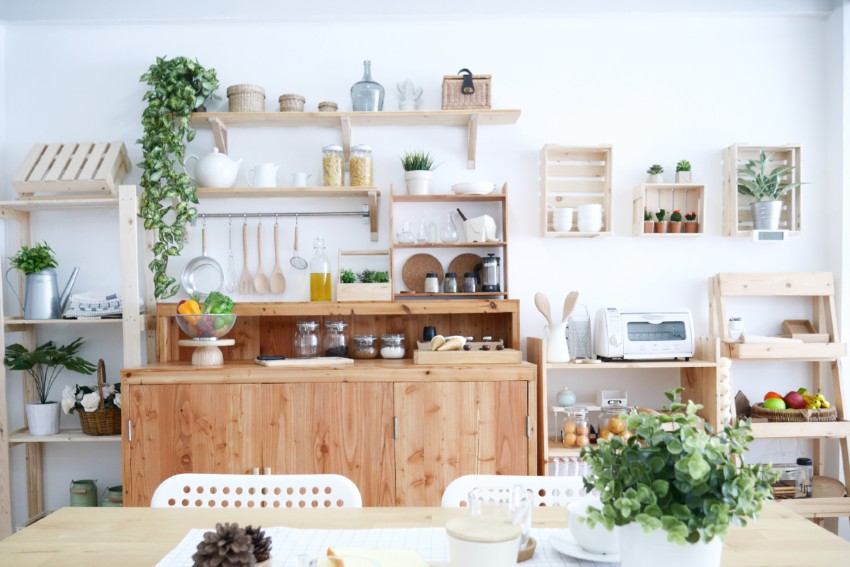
[228,214,232,227]
[275,213,279,226]
[243,213,248,225]
[201,213,206,227]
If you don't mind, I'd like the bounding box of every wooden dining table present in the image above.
[0,502,847,566]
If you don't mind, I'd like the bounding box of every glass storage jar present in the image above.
[443,272,458,293]
[351,334,379,359]
[380,334,406,359]
[349,144,373,186]
[463,272,477,293]
[323,321,348,357]
[293,321,320,358]
[424,272,439,293]
[597,406,631,443]
[322,145,344,187]
[562,408,589,448]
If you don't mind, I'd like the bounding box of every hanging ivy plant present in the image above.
[138,56,219,298]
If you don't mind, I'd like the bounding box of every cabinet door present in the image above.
[393,381,529,507]
[123,383,263,507]
[263,382,395,507]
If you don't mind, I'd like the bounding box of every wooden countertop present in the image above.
[122,359,537,384]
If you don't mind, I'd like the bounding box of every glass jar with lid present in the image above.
[294,321,320,358]
[323,321,348,357]
[351,334,379,359]
[597,406,631,443]
[322,145,343,187]
[443,272,458,293]
[380,334,406,359]
[562,408,589,448]
[349,144,373,186]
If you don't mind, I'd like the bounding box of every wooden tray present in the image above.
[781,319,829,343]
[255,357,353,367]
[413,347,522,365]
[402,253,443,292]
[446,253,482,281]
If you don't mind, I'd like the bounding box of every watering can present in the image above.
[6,267,79,319]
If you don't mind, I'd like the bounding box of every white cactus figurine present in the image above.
[397,79,423,111]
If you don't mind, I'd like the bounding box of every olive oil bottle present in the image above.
[309,236,331,301]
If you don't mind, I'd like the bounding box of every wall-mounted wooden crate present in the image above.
[337,249,393,302]
[13,141,131,200]
[632,184,705,236]
[540,144,612,237]
[722,144,802,236]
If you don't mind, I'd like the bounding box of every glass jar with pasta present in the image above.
[322,145,343,187]
[349,144,373,186]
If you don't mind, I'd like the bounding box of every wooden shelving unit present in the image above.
[631,183,705,236]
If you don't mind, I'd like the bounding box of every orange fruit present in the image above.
[575,424,588,435]
[608,417,626,434]
[764,391,783,401]
[563,433,577,446]
[563,421,577,434]
[599,428,612,440]
[576,435,590,447]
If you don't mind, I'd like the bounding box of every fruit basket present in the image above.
[751,402,837,422]
[175,313,237,340]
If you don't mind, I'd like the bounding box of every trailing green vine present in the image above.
[138,56,219,298]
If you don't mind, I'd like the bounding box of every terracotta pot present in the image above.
[669,222,682,233]
[654,221,668,233]
[643,221,654,233]
[684,222,699,233]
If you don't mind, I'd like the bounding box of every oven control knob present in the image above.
[609,335,622,347]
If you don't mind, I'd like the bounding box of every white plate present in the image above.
[451,181,496,195]
[549,529,620,563]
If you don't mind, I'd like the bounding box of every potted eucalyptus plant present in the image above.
[737,150,803,231]
[675,160,692,183]
[401,150,437,195]
[581,388,777,567]
[4,338,96,436]
[138,56,219,298]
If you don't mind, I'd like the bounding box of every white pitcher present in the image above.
[544,322,570,363]
[247,162,281,187]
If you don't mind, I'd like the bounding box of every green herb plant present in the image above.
[581,388,778,545]
[340,269,357,284]
[10,242,59,275]
[669,210,683,222]
[655,209,666,222]
[138,56,219,298]
[676,160,692,172]
[737,151,803,202]
[358,269,390,283]
[4,338,96,404]
[400,151,437,172]
[647,164,664,175]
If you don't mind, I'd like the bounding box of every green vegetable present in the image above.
[202,291,235,314]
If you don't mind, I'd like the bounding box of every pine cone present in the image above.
[192,522,256,567]
[244,525,272,562]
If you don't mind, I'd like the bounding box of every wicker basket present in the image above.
[279,94,306,112]
[751,402,837,423]
[318,101,338,112]
[78,360,121,436]
[227,84,266,112]
[442,69,492,110]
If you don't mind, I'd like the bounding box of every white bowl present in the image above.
[451,181,497,195]
[567,500,619,555]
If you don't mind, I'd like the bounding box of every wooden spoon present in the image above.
[269,221,286,294]
[562,291,579,322]
[254,220,270,294]
[534,292,553,325]
[239,221,254,295]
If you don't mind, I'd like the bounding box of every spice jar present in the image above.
[562,408,589,448]
[294,321,320,358]
[796,457,813,497]
[351,334,379,359]
[380,334,406,359]
[443,272,458,293]
[323,321,348,357]
[424,272,439,293]
[597,407,631,443]
[349,144,373,186]
[463,272,477,293]
[322,145,343,187]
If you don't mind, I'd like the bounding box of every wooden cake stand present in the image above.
[178,338,235,367]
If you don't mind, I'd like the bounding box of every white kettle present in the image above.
[185,148,242,188]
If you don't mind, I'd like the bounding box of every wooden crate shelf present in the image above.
[748,421,850,439]
[724,342,846,360]
[722,144,802,236]
[632,183,704,236]
[540,145,612,237]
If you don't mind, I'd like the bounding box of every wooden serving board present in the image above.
[255,357,353,367]
[413,348,522,365]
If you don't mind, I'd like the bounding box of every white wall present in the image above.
[1,9,844,528]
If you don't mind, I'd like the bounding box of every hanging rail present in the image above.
[199,210,367,219]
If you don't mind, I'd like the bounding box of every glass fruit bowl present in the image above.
[175,313,237,341]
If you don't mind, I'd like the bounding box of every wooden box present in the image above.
[632,183,705,236]
[13,141,131,199]
[337,249,392,302]
[442,73,492,110]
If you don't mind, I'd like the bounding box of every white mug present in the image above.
[289,172,312,187]
[246,163,280,187]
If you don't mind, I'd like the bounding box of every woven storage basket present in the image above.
[442,69,491,110]
[751,402,837,423]
[227,84,266,112]
[279,94,306,112]
[78,360,121,436]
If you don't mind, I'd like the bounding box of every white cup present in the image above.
[577,204,603,218]
[289,172,312,187]
[578,219,603,233]
[247,163,279,187]
[446,516,522,567]
[567,499,619,555]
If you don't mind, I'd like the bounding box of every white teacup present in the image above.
[577,219,603,233]
[567,499,619,555]
[289,172,313,187]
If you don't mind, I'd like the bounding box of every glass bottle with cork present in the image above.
[310,236,332,301]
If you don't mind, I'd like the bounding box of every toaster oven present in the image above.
[594,308,695,361]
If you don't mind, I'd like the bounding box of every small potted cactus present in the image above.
[646,164,664,183]
[654,208,667,233]
[684,210,699,233]
[668,209,683,233]
[675,159,692,183]
[643,207,654,233]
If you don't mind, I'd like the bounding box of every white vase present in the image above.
[405,170,433,195]
[619,523,722,567]
[544,322,570,363]
[26,402,60,436]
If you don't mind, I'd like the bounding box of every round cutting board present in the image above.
[447,253,483,282]
[402,253,443,292]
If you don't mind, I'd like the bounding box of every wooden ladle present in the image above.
[562,291,579,322]
[534,292,553,325]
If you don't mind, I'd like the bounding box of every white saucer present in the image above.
[549,529,620,563]
[450,181,496,195]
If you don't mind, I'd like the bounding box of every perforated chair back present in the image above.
[441,474,587,508]
[150,473,363,509]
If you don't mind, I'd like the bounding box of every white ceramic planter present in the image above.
[647,173,664,183]
[619,523,722,567]
[404,170,433,195]
[675,171,692,183]
[26,401,60,436]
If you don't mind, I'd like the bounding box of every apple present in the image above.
[784,391,807,410]
[764,391,782,401]
[763,398,786,410]
[797,387,809,396]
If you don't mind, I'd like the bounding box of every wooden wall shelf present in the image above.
[631,183,705,236]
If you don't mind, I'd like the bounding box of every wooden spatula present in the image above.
[534,292,553,325]
[562,291,579,322]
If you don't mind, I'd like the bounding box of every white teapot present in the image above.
[185,148,242,188]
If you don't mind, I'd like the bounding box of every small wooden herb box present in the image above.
[336,249,392,302]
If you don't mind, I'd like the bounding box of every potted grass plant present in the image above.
[401,150,437,195]
[737,150,804,230]
[581,388,777,567]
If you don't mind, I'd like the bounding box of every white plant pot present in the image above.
[675,171,692,183]
[647,174,664,183]
[26,402,60,436]
[619,523,722,567]
[404,170,433,195]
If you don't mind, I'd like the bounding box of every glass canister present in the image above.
[294,321,320,358]
[349,144,373,186]
[443,272,458,293]
[351,334,379,359]
[424,272,440,293]
[323,321,348,357]
[562,408,589,448]
[463,272,477,293]
[597,407,631,443]
[380,334,406,359]
[322,145,344,187]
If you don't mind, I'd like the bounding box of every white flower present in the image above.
[61,385,76,414]
[113,392,121,409]
[81,392,100,412]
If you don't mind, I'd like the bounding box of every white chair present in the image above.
[150,473,363,509]
[441,474,587,508]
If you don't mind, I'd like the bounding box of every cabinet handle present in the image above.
[264,467,271,475]
[127,419,132,442]
[526,416,531,438]
[393,416,398,439]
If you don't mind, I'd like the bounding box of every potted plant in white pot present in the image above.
[580,388,777,567]
[4,338,97,436]
[646,164,664,183]
[675,160,692,183]
[401,150,437,195]
[737,150,803,231]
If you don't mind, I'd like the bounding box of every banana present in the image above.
[822,400,831,409]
